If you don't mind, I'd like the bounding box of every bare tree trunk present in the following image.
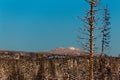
[89,1,94,80]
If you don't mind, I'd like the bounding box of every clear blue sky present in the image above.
[0,0,119,56]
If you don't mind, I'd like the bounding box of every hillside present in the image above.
[0,48,119,80]
[0,47,98,59]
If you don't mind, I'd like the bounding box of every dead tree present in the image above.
[78,0,101,80]
[101,5,111,55]
[98,5,111,80]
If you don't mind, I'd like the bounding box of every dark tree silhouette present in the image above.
[99,5,111,80]
[101,5,111,55]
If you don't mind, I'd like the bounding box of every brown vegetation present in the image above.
[0,50,119,80]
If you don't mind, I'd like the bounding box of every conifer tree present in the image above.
[101,5,111,55]
[78,0,101,80]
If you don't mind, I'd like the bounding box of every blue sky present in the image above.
[0,0,119,56]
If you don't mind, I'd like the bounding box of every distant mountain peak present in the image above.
[67,47,80,50]
[48,47,89,56]
[53,47,80,51]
